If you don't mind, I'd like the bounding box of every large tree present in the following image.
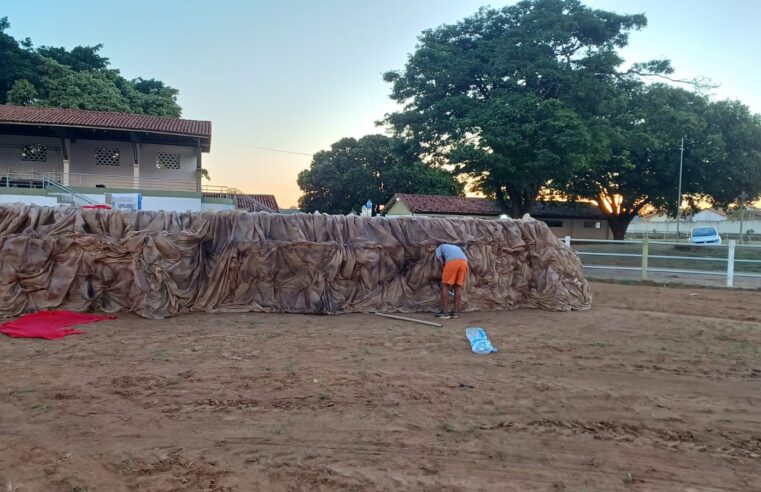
[383,0,666,217]
[297,135,463,214]
[0,17,181,116]
[568,82,761,239]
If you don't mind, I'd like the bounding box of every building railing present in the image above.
[65,173,198,192]
[0,171,198,193]
[564,236,761,288]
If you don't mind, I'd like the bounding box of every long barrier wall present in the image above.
[0,206,591,319]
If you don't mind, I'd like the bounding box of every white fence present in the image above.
[627,219,761,237]
[564,236,761,288]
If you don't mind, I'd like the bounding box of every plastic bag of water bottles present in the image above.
[465,327,497,355]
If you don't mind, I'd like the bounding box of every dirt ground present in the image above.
[1,282,760,491]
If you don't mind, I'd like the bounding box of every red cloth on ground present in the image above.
[0,310,114,340]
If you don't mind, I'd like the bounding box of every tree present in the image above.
[383,0,665,217]
[568,83,707,238]
[0,17,181,116]
[297,135,463,214]
[6,79,37,105]
[568,83,761,239]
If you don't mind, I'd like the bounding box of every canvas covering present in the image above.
[0,206,591,319]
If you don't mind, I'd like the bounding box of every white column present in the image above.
[133,142,140,190]
[61,138,71,186]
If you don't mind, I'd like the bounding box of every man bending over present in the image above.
[434,243,468,319]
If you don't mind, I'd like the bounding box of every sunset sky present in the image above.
[4,0,760,208]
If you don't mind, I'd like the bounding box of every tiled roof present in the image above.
[388,194,502,216]
[388,193,606,219]
[0,105,211,139]
[248,194,279,212]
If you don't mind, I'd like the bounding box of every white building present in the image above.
[0,105,276,212]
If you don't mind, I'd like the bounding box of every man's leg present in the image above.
[441,283,451,313]
[453,285,462,314]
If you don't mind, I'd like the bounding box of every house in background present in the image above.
[0,105,277,213]
[384,193,502,219]
[692,208,727,222]
[384,193,612,239]
[528,201,611,239]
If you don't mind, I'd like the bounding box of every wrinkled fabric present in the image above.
[0,205,591,319]
[0,310,114,339]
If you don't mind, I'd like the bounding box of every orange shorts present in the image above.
[442,259,468,286]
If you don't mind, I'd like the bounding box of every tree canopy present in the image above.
[567,82,761,238]
[0,17,181,116]
[297,135,463,214]
[383,0,668,217]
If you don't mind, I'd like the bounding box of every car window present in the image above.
[692,227,717,237]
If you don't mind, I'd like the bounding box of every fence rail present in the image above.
[564,236,761,288]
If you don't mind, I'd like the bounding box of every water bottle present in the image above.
[465,327,497,355]
[366,199,373,216]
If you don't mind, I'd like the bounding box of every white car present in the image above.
[689,226,722,245]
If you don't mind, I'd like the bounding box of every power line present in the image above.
[217,139,313,156]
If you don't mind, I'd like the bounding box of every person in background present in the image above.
[434,243,468,319]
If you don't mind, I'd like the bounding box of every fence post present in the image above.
[641,238,649,281]
[564,235,571,248]
[727,240,736,288]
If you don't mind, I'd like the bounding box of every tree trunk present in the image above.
[608,214,635,240]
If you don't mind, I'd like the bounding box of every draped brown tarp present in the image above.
[0,205,591,319]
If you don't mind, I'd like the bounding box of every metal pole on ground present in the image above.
[726,240,736,288]
[675,136,685,241]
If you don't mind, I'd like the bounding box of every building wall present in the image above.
[0,194,58,206]
[628,219,761,235]
[66,140,198,190]
[385,200,411,216]
[201,202,235,212]
[538,217,612,240]
[136,143,198,185]
[0,135,64,176]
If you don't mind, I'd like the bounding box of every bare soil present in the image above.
[1,282,760,491]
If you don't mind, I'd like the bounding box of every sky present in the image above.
[3,0,760,207]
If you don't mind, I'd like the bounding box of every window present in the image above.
[583,221,601,229]
[156,152,181,170]
[20,144,48,162]
[95,147,120,166]
[542,220,564,228]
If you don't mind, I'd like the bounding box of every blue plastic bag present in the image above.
[465,327,498,355]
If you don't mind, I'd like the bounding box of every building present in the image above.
[528,201,611,239]
[384,193,502,219]
[384,193,611,239]
[692,208,727,222]
[0,105,276,213]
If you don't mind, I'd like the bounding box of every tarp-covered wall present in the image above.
[0,206,591,319]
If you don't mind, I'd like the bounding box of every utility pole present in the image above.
[739,190,747,244]
[675,137,685,240]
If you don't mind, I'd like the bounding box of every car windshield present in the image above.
[692,227,717,237]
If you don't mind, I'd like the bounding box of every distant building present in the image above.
[383,193,611,239]
[384,193,502,219]
[0,105,279,213]
[692,208,727,222]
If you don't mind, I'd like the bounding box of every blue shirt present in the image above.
[435,244,467,263]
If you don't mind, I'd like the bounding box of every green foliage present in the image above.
[297,135,463,214]
[0,17,180,116]
[383,0,661,217]
[567,82,761,238]
[6,78,37,105]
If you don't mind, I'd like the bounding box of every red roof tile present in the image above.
[248,194,280,212]
[389,194,502,216]
[0,105,211,139]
